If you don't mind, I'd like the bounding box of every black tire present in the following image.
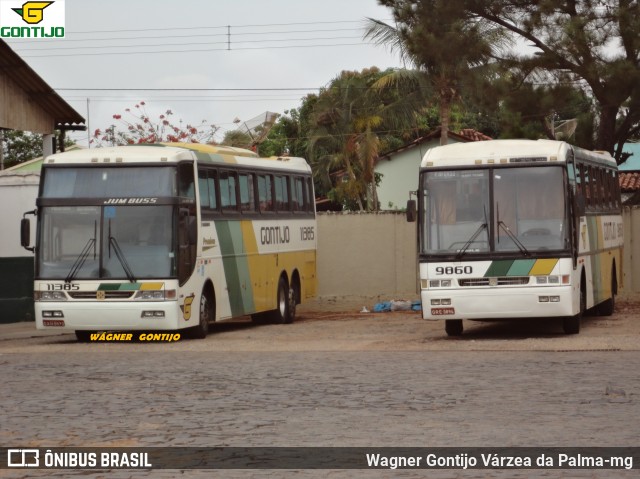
[75,330,93,342]
[270,276,291,324]
[189,291,212,339]
[285,279,298,324]
[445,319,463,337]
[564,281,585,334]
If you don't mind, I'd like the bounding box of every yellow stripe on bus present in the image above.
[529,259,558,276]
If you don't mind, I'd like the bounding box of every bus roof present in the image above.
[43,143,311,173]
[421,139,616,169]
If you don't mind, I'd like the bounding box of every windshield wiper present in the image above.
[65,238,96,283]
[65,221,97,283]
[456,206,488,259]
[109,236,136,282]
[456,224,487,259]
[108,220,136,282]
[496,203,530,256]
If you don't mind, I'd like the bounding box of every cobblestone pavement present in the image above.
[0,348,638,479]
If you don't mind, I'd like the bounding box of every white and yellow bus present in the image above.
[408,139,622,336]
[21,143,317,341]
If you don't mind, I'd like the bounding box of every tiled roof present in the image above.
[619,172,640,192]
[458,129,493,141]
[378,128,492,161]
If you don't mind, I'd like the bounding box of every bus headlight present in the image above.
[35,291,68,301]
[134,290,166,301]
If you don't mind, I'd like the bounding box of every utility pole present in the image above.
[0,129,4,171]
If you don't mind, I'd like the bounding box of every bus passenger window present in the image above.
[178,163,195,199]
[198,170,210,208]
[239,174,255,212]
[220,171,238,210]
[207,172,218,210]
[275,176,289,211]
[258,175,274,212]
[292,177,305,211]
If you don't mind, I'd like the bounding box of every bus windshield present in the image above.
[37,205,176,280]
[421,166,569,256]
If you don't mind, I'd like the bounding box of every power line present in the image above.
[9,27,361,45]
[11,36,365,52]
[18,42,376,58]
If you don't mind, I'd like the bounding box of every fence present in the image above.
[316,208,640,300]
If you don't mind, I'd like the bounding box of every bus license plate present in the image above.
[431,307,455,316]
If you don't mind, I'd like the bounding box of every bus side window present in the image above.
[208,170,218,210]
[239,173,255,212]
[292,177,305,212]
[220,171,238,211]
[612,170,621,210]
[178,163,195,200]
[258,174,274,212]
[306,178,315,213]
[198,169,210,209]
[275,175,290,211]
[575,163,584,197]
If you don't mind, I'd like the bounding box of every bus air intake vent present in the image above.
[458,277,530,287]
[69,291,135,299]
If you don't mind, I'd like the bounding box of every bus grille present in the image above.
[69,291,135,299]
[458,277,530,287]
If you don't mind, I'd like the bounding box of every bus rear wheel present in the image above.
[445,319,463,337]
[270,276,294,324]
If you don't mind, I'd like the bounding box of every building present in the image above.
[0,39,85,322]
[374,128,492,210]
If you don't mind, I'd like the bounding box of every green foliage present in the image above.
[221,130,252,149]
[1,130,42,168]
[1,130,74,168]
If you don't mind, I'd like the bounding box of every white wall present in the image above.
[0,172,39,258]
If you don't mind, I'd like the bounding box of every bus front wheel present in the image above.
[563,282,585,334]
[445,319,463,337]
[189,290,212,339]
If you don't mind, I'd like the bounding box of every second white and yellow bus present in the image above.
[408,139,623,335]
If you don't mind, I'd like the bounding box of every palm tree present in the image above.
[365,0,508,145]
[308,68,397,211]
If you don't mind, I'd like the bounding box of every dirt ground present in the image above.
[286,291,640,352]
[1,292,639,353]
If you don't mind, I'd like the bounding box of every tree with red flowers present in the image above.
[91,101,220,147]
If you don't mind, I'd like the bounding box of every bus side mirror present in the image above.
[21,218,31,250]
[21,210,36,252]
[406,199,417,222]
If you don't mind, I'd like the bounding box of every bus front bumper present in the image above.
[35,301,183,331]
[421,285,576,320]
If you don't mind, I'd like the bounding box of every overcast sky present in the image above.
[5,0,405,146]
